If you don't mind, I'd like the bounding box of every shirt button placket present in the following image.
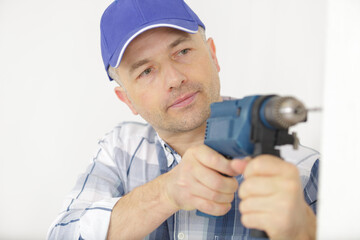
[165,145,172,153]
[165,145,176,163]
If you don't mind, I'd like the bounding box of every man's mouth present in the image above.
[169,92,198,109]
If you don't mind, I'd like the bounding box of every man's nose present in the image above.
[163,63,186,91]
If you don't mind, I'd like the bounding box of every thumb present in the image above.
[230,157,251,175]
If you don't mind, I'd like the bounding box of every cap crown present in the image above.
[100,0,205,80]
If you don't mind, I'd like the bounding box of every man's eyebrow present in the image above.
[129,35,191,74]
[168,36,191,49]
[129,59,150,74]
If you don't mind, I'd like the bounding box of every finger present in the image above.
[239,196,274,214]
[191,181,235,203]
[193,145,239,176]
[243,155,298,178]
[193,162,239,194]
[241,212,270,232]
[230,157,251,175]
[194,197,232,216]
[238,176,277,199]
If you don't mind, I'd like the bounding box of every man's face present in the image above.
[114,27,221,135]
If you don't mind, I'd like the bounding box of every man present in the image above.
[48,0,319,239]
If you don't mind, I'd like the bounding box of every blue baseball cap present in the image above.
[100,0,205,80]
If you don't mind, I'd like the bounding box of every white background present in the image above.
[0,0,358,239]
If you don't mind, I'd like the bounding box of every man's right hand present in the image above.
[107,144,240,240]
[162,144,240,216]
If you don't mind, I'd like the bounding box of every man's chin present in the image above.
[160,110,210,133]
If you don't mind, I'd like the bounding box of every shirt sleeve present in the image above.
[303,159,319,214]
[47,129,126,240]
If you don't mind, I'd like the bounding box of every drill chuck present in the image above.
[203,94,310,159]
[262,96,307,129]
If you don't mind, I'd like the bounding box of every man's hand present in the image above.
[107,144,240,240]
[163,144,239,216]
[231,155,316,240]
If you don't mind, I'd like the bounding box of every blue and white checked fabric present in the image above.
[47,121,319,240]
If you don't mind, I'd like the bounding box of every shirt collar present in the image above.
[156,134,182,167]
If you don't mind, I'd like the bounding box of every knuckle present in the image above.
[239,199,253,214]
[220,192,234,203]
[239,182,250,198]
[186,192,194,201]
[224,203,232,213]
[212,177,223,190]
[239,200,246,213]
[201,201,231,216]
[204,201,219,216]
[216,203,231,216]
[187,146,201,159]
[174,175,186,187]
[181,163,192,173]
[175,169,189,186]
[250,160,262,173]
[198,200,212,213]
[209,191,220,201]
[208,153,220,167]
[241,214,251,227]
[204,202,214,212]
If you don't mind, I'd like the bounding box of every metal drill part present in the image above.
[292,132,299,149]
[306,107,322,112]
[264,96,307,129]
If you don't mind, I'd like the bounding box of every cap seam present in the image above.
[134,0,146,22]
[180,0,194,19]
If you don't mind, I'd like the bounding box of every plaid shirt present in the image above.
[48,121,319,240]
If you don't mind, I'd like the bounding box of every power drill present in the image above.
[198,94,310,238]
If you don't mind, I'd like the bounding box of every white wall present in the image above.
[0,0,325,239]
[191,0,325,151]
[318,1,360,239]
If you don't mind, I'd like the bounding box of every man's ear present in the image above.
[114,86,138,115]
[206,37,220,72]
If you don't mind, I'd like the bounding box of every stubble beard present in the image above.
[157,102,211,133]
[146,80,220,134]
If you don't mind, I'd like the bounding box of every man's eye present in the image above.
[178,48,191,56]
[139,68,152,78]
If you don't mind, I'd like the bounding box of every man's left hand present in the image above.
[231,155,316,240]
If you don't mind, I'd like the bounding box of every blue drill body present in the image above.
[204,95,259,159]
[197,94,308,238]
